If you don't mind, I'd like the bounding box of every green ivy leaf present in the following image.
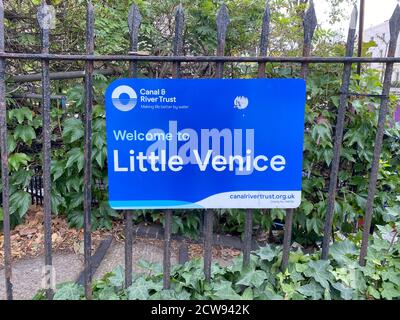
[65,176,82,193]
[9,107,33,124]
[9,153,30,171]
[212,280,241,300]
[330,240,358,265]
[127,278,152,300]
[381,282,400,300]
[14,125,36,144]
[303,260,332,289]
[108,266,125,288]
[68,192,84,210]
[7,134,16,153]
[331,282,353,300]
[11,169,33,188]
[381,269,400,286]
[263,286,283,300]
[51,188,65,215]
[94,146,107,168]
[236,270,267,287]
[256,245,279,262]
[65,147,84,172]
[9,190,30,218]
[297,280,324,300]
[63,118,84,143]
[241,287,253,300]
[98,286,120,300]
[51,160,66,181]
[53,282,84,300]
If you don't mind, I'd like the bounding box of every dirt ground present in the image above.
[0,237,238,300]
[0,207,241,300]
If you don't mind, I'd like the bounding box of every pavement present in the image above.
[0,237,234,300]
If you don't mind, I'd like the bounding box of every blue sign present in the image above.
[105,79,306,209]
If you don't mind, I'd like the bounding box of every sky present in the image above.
[315,0,400,33]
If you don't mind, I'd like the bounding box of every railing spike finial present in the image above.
[258,0,271,78]
[216,2,230,45]
[175,2,184,25]
[128,2,142,36]
[172,0,185,77]
[389,4,400,42]
[174,2,185,47]
[359,0,400,267]
[303,0,317,44]
[37,0,56,30]
[350,4,358,30]
[177,2,184,13]
[86,0,93,17]
[259,0,271,56]
[320,1,358,261]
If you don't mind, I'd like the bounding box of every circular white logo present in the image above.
[111,85,137,111]
[234,96,249,109]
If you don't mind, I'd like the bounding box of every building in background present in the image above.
[364,21,400,122]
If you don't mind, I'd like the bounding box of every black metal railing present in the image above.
[1,0,400,300]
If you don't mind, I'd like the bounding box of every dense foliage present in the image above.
[0,0,399,247]
[33,222,400,300]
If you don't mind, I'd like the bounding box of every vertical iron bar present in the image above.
[162,4,184,290]
[243,0,271,268]
[215,3,229,78]
[125,2,142,289]
[359,5,400,266]
[203,209,214,281]
[172,4,184,78]
[0,0,12,300]
[299,0,317,79]
[281,209,293,271]
[356,0,365,75]
[83,1,94,299]
[123,210,133,288]
[163,209,172,289]
[203,3,230,282]
[281,0,316,271]
[37,0,53,299]
[128,2,141,78]
[321,6,358,260]
[242,209,253,267]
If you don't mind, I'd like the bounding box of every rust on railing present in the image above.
[359,4,400,266]
[37,0,54,300]
[322,5,358,260]
[124,1,142,290]
[0,0,12,300]
[282,0,317,271]
[83,0,95,299]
